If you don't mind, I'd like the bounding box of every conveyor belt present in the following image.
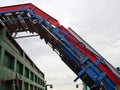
[0,3,119,90]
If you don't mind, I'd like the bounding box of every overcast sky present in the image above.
[0,0,120,90]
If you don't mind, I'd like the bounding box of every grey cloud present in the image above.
[1,1,120,90]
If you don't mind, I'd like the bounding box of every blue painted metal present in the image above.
[80,56,89,65]
[74,65,89,82]
[94,58,102,65]
[101,59,120,83]
[17,9,117,89]
[117,67,120,73]
[86,61,115,90]
[0,7,118,89]
[60,45,79,65]
[52,28,83,56]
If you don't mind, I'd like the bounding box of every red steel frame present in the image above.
[0,3,119,86]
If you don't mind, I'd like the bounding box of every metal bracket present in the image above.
[80,56,88,65]
[97,72,106,82]
[95,58,102,65]
[74,65,89,82]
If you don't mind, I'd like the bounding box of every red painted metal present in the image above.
[0,3,60,27]
[58,25,120,86]
[0,3,119,86]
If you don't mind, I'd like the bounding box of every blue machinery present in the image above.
[0,3,120,90]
